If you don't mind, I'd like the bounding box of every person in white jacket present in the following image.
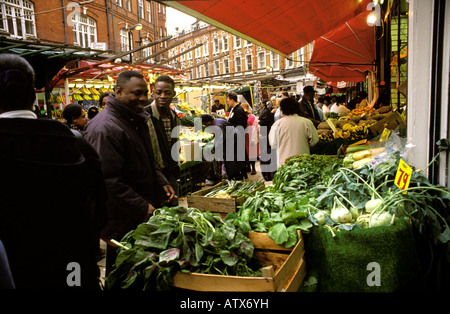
[269,97,319,169]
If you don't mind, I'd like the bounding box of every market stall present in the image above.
[102,128,449,292]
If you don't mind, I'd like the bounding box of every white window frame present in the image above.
[233,36,241,49]
[235,56,242,73]
[223,59,230,74]
[286,52,294,69]
[72,13,97,49]
[214,60,220,75]
[213,38,220,54]
[203,42,209,56]
[138,0,144,19]
[271,52,279,70]
[115,0,122,7]
[245,54,253,71]
[119,28,130,53]
[222,36,229,52]
[146,1,152,22]
[0,0,36,39]
[257,52,266,72]
[125,0,131,11]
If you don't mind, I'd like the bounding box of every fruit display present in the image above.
[318,105,393,142]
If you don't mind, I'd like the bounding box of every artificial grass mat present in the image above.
[302,218,422,292]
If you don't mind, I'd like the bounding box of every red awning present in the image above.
[308,10,376,83]
[162,0,372,56]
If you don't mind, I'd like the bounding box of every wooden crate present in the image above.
[172,231,306,292]
[187,180,265,214]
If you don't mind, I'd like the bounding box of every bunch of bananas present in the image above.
[72,94,84,101]
[334,124,371,141]
[319,132,334,142]
[49,93,64,104]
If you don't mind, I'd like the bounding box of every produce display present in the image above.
[226,155,344,248]
[179,130,214,142]
[318,105,393,142]
[106,206,261,291]
[204,180,265,198]
[106,133,450,291]
[174,103,206,126]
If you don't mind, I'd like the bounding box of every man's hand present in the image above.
[162,184,176,203]
[145,203,156,221]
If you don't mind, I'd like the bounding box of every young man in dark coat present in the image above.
[144,75,181,206]
[0,54,106,289]
[84,70,175,274]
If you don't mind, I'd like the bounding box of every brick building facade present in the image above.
[0,0,168,62]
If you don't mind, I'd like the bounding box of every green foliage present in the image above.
[106,206,262,291]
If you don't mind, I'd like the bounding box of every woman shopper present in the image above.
[241,102,259,175]
[269,97,319,169]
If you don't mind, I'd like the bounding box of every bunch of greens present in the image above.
[273,154,343,193]
[227,189,313,248]
[204,180,264,198]
[106,206,262,291]
[310,151,450,246]
[225,155,342,247]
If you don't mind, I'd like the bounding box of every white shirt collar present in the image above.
[0,110,37,119]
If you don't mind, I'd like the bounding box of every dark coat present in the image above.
[0,117,106,289]
[84,94,170,241]
[227,103,248,129]
[299,98,321,128]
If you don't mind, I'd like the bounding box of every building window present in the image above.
[138,0,144,19]
[245,40,252,47]
[245,55,253,71]
[119,28,130,53]
[204,64,210,77]
[160,27,164,47]
[115,0,122,6]
[195,45,201,58]
[214,60,220,75]
[213,38,220,54]
[257,52,265,69]
[223,59,230,74]
[146,1,152,22]
[235,56,242,72]
[0,0,36,38]
[203,42,209,56]
[286,52,294,69]
[142,38,153,63]
[234,36,241,49]
[125,0,131,11]
[271,52,279,70]
[180,47,185,61]
[222,36,229,51]
[72,14,97,48]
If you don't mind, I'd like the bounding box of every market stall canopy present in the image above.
[0,36,108,90]
[50,60,186,89]
[308,10,376,83]
[162,0,372,56]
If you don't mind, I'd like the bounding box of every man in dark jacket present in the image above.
[299,85,321,128]
[0,54,106,289]
[225,92,247,180]
[84,70,175,274]
[145,75,180,206]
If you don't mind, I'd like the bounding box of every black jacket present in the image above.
[0,117,106,289]
[227,103,248,129]
[84,94,170,241]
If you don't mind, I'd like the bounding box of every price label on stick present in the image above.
[395,159,412,193]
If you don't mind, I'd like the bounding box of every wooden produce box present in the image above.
[369,111,406,135]
[187,180,265,214]
[172,231,306,292]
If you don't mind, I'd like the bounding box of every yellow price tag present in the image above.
[379,128,391,142]
[395,159,412,193]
